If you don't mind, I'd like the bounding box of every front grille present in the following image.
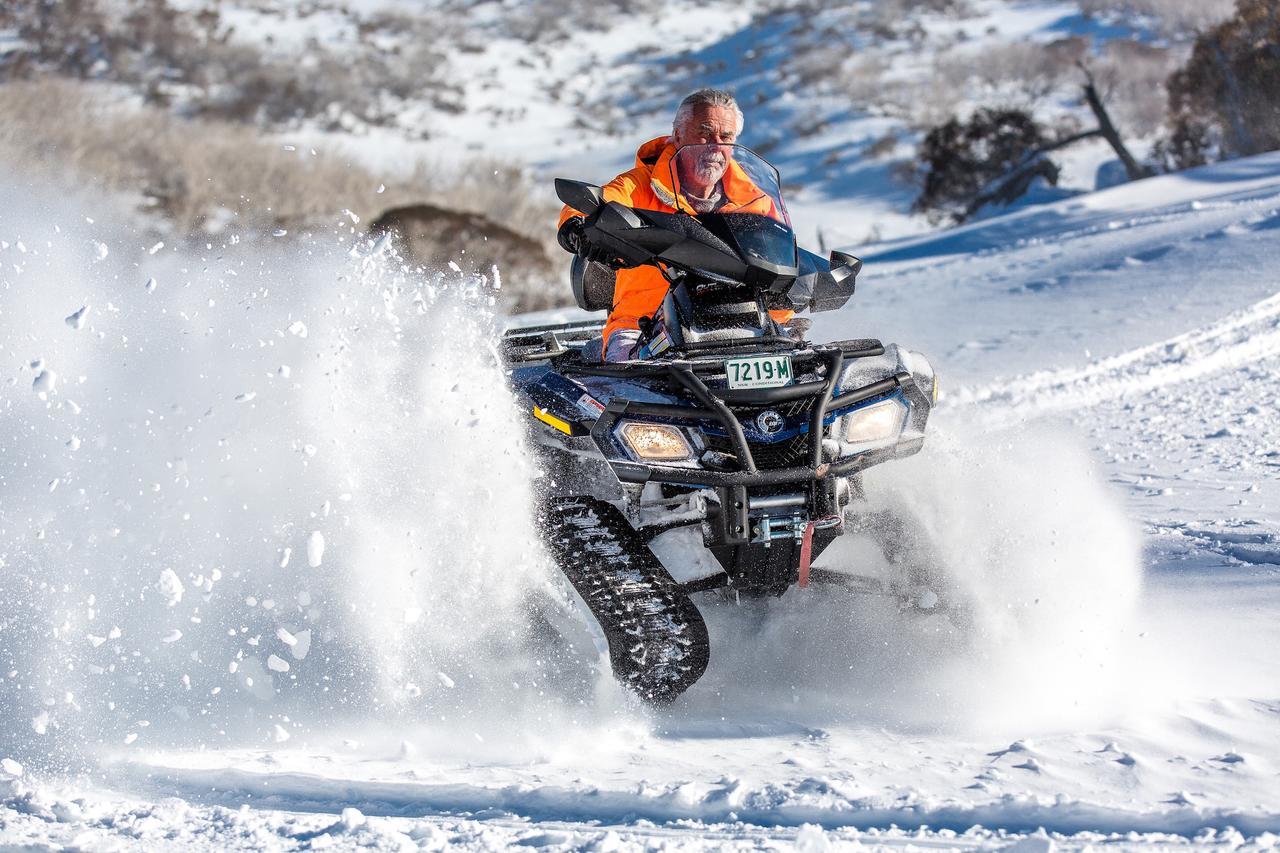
[703,432,812,470]
[727,397,815,419]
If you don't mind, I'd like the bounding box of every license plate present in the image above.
[725,354,793,390]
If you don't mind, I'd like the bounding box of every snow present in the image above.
[64,305,89,329]
[2,113,1280,851]
[155,569,185,607]
[305,531,325,567]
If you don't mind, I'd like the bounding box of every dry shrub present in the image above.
[0,79,566,310]
[1156,0,1280,168]
[880,72,968,129]
[0,79,415,232]
[836,55,891,108]
[933,41,1080,107]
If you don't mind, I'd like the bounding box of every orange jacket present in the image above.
[559,136,794,347]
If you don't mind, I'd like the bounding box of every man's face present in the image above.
[673,104,738,188]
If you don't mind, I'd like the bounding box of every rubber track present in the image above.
[539,497,710,704]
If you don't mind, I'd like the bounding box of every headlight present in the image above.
[617,421,694,461]
[841,397,908,445]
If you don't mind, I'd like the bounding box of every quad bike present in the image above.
[504,145,940,703]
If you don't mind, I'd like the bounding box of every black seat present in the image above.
[570,255,616,313]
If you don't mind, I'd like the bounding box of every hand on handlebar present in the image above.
[558,215,638,270]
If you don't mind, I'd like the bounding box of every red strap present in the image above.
[798,521,815,588]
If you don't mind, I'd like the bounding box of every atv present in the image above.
[504,145,938,704]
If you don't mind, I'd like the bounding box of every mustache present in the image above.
[693,153,727,177]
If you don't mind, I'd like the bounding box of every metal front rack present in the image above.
[558,338,908,488]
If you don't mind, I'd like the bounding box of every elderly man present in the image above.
[557,88,793,362]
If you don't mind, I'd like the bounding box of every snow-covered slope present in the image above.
[2,149,1279,849]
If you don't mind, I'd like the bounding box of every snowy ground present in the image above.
[2,149,1280,849]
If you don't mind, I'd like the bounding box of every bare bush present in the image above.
[934,40,1081,108]
[1091,41,1178,136]
[835,55,891,108]
[0,79,408,231]
[880,71,969,130]
[0,79,563,311]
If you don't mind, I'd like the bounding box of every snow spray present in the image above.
[0,179,582,769]
[672,419,1143,735]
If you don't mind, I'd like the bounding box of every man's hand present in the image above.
[557,215,635,269]
[557,216,588,254]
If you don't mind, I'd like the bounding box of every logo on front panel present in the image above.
[756,410,784,434]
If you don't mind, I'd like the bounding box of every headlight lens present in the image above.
[841,397,908,445]
[618,421,694,461]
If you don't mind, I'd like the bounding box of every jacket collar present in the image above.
[638,136,768,215]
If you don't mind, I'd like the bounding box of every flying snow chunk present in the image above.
[65,305,89,329]
[145,277,157,293]
[156,569,185,606]
[162,629,183,643]
[124,733,138,745]
[32,369,57,397]
[0,758,22,777]
[288,321,308,338]
[377,183,386,194]
[448,260,462,273]
[272,229,288,237]
[235,392,257,403]
[31,712,49,735]
[92,241,109,261]
[437,671,455,689]
[267,655,290,673]
[272,724,290,743]
[289,629,311,661]
[279,547,292,568]
[147,241,164,255]
[276,627,297,646]
[306,531,325,567]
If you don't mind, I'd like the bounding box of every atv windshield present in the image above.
[669,144,796,270]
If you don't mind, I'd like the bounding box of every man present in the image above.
[557,88,793,362]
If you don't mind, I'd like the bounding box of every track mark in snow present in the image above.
[957,292,1280,420]
[114,761,1280,840]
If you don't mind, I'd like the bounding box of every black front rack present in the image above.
[559,339,907,487]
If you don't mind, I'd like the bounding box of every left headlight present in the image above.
[841,397,908,446]
[617,421,694,462]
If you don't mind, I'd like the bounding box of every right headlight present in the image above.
[841,397,908,446]
[617,421,695,462]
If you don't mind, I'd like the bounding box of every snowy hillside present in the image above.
[2,116,1279,848]
[2,0,1234,261]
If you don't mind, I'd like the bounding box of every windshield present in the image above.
[669,144,795,270]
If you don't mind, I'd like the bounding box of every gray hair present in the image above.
[673,88,744,136]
